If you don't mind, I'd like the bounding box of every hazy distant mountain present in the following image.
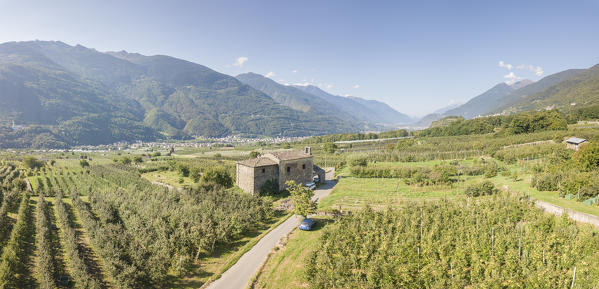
[442,83,516,119]
[236,73,363,127]
[0,41,356,148]
[294,85,412,125]
[509,79,534,90]
[414,113,443,128]
[491,68,588,114]
[420,68,587,127]
[432,102,463,115]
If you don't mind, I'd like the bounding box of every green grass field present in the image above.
[322,160,599,216]
[142,170,196,188]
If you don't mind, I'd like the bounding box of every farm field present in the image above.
[0,149,285,288]
[3,119,599,288]
[253,124,599,288]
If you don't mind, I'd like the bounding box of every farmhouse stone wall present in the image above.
[252,164,279,194]
[277,158,314,190]
[236,164,256,194]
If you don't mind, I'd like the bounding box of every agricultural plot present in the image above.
[0,153,285,288]
[255,126,599,288]
[307,195,599,288]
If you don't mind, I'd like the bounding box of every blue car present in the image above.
[299,218,316,231]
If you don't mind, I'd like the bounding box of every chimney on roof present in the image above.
[305,146,312,155]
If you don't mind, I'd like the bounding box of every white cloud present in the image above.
[516,64,544,76]
[533,66,544,76]
[498,60,513,70]
[265,71,275,78]
[326,84,333,89]
[292,70,298,73]
[353,84,360,89]
[498,60,545,78]
[504,71,521,84]
[233,56,248,67]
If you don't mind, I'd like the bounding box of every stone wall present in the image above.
[236,163,279,195]
[277,157,314,190]
[535,200,599,227]
[252,164,279,194]
[236,164,256,194]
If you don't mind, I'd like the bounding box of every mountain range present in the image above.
[236,73,412,126]
[1,40,598,148]
[418,64,598,127]
[0,41,409,148]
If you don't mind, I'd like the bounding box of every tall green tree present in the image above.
[573,142,599,171]
[201,166,233,188]
[286,181,316,218]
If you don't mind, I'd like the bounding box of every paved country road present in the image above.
[206,174,337,289]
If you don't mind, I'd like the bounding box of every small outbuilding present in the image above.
[565,137,587,151]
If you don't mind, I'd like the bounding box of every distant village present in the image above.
[27,136,309,153]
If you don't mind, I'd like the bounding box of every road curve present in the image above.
[206,178,337,289]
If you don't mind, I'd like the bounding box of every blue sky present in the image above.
[1,0,598,116]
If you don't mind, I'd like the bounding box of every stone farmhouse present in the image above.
[236,147,324,195]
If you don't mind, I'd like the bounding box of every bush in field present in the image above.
[573,142,599,171]
[428,165,458,184]
[23,156,44,169]
[458,164,485,176]
[177,164,190,177]
[121,156,132,165]
[322,142,337,153]
[348,156,367,167]
[79,159,90,167]
[464,180,498,197]
[560,171,599,199]
[190,167,202,183]
[532,173,562,191]
[395,138,415,149]
[249,151,261,159]
[201,166,233,188]
[483,161,499,178]
[12,178,27,191]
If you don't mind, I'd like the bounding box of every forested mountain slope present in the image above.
[0,41,358,147]
[236,72,362,128]
[494,65,599,114]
